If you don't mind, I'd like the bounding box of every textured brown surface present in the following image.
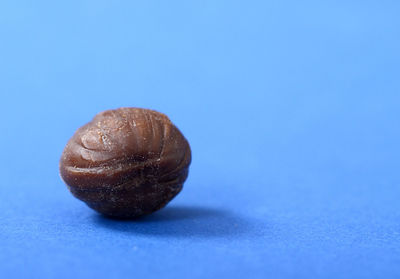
[59,108,191,218]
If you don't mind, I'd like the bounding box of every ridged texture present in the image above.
[59,108,191,218]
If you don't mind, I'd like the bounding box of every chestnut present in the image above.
[59,107,191,218]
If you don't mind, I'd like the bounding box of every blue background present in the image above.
[1,1,399,278]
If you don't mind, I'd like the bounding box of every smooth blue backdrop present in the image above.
[1,1,399,278]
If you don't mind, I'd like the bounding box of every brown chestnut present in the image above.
[59,107,191,218]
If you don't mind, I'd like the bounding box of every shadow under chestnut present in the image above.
[93,205,250,238]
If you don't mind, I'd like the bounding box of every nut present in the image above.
[59,107,191,218]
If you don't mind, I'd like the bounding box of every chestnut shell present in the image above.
[59,108,191,218]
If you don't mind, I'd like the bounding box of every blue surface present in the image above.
[1,1,400,278]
